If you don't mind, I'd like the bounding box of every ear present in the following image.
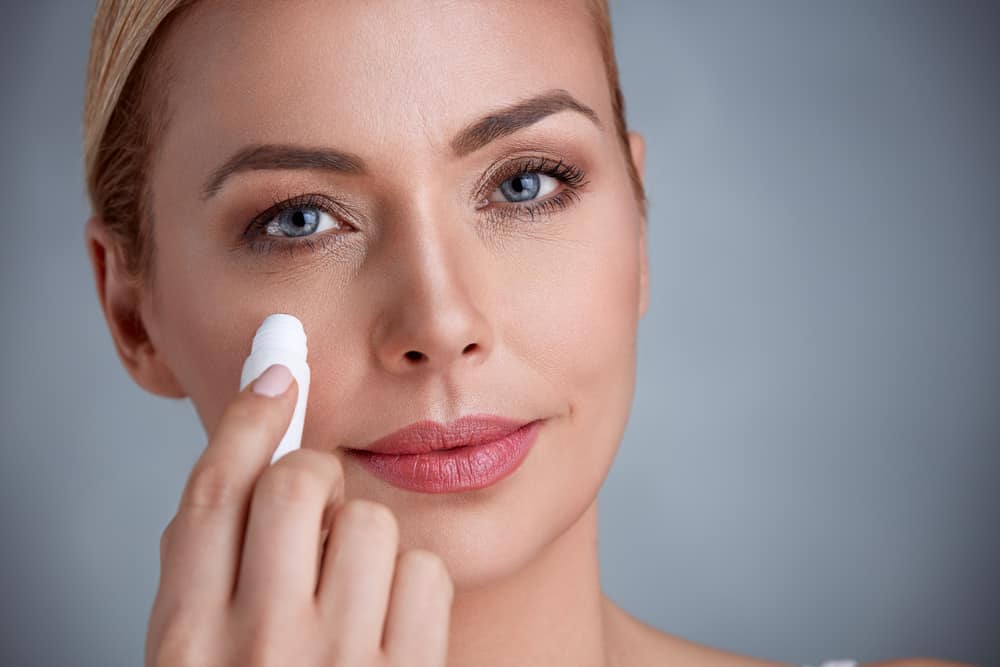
[84,216,186,398]
[627,131,649,318]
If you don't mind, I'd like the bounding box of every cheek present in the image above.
[146,221,327,434]
[508,199,642,488]
[507,209,641,404]
[147,268,247,432]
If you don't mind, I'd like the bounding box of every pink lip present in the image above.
[345,415,543,493]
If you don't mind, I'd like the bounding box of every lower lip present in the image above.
[347,420,543,494]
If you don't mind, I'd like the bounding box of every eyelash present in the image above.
[241,156,590,256]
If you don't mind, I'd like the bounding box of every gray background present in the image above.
[1,1,997,665]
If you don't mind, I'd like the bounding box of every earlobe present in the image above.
[84,216,186,399]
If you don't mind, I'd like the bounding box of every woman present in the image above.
[81,1,969,665]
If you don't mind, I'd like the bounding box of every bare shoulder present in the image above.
[601,598,792,667]
[600,599,977,667]
[862,660,980,667]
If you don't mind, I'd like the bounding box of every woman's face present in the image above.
[140,0,647,589]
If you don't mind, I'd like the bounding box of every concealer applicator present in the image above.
[239,313,311,464]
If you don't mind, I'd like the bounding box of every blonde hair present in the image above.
[83,0,646,280]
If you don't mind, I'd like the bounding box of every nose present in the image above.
[370,216,494,376]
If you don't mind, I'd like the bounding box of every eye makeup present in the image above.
[241,192,358,257]
[236,151,591,257]
[473,155,589,225]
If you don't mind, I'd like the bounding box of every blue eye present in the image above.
[241,157,586,258]
[490,172,558,203]
[263,206,341,237]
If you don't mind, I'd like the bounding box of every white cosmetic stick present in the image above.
[239,314,310,465]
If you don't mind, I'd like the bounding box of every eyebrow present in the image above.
[200,88,601,200]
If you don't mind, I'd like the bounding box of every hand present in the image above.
[146,364,454,666]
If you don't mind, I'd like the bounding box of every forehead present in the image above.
[153,0,609,169]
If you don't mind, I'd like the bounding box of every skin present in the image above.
[84,1,974,665]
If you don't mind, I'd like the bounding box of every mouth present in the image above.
[344,415,544,493]
[348,414,537,455]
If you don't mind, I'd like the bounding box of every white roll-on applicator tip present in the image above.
[239,314,311,464]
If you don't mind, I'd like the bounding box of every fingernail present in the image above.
[252,364,293,397]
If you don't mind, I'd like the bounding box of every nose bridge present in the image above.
[371,197,493,374]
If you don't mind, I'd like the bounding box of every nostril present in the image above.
[404,350,425,362]
[463,343,478,354]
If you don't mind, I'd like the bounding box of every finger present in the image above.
[233,448,345,612]
[383,549,454,665]
[159,364,298,608]
[317,500,399,660]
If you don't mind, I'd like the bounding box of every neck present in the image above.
[445,498,613,667]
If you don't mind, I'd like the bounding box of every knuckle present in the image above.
[181,462,238,510]
[256,462,327,506]
[400,548,453,595]
[281,447,345,484]
[337,499,398,543]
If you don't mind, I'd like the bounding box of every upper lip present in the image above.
[352,415,536,455]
